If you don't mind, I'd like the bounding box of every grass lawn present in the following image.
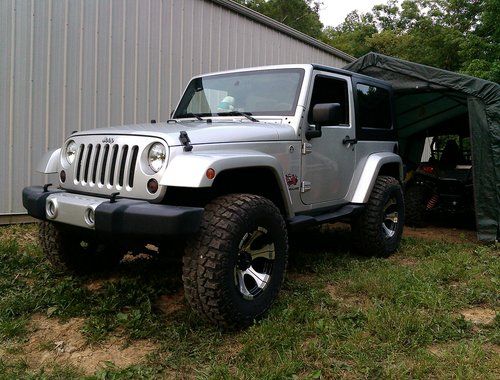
[0,224,498,379]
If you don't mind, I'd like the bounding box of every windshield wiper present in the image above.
[218,111,259,122]
[183,112,203,121]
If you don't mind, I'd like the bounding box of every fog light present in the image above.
[84,208,95,227]
[60,170,66,183]
[147,178,159,194]
[46,200,57,219]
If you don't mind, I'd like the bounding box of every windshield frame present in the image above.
[173,68,306,119]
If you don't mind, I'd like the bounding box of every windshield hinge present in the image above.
[300,181,311,193]
[301,142,312,155]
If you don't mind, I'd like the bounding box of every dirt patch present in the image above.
[325,284,371,310]
[323,223,477,244]
[0,224,39,251]
[155,291,185,316]
[83,274,122,292]
[287,272,315,283]
[485,343,500,355]
[19,314,157,375]
[427,342,457,357]
[388,254,418,267]
[428,342,500,359]
[458,307,497,325]
[403,226,476,244]
[219,338,245,361]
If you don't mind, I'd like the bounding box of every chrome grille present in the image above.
[62,135,166,201]
[74,143,139,190]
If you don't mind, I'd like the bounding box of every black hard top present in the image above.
[312,63,392,89]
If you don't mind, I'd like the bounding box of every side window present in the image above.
[356,84,392,129]
[308,76,349,125]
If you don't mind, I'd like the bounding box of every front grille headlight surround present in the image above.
[64,140,78,165]
[147,142,167,173]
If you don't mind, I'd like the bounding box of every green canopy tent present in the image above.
[345,53,500,242]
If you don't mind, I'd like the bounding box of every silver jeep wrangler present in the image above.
[23,64,404,328]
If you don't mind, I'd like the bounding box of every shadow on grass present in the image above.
[287,224,371,275]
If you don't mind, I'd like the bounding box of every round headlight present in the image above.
[148,143,166,172]
[65,140,77,164]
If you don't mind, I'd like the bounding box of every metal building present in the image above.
[0,0,352,221]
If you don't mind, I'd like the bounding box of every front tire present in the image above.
[39,221,123,273]
[182,194,288,329]
[352,176,404,257]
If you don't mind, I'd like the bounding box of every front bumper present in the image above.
[22,186,203,237]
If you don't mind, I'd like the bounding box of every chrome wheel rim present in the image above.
[234,226,275,300]
[382,197,399,238]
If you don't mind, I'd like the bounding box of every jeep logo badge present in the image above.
[102,137,114,144]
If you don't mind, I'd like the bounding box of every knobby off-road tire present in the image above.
[404,184,428,227]
[182,194,288,329]
[39,221,123,273]
[352,176,405,257]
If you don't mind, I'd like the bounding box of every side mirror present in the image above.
[306,103,342,140]
[312,103,341,127]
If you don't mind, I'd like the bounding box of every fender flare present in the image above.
[36,148,61,174]
[159,150,293,215]
[351,152,403,204]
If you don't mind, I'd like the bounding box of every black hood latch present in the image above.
[179,131,193,152]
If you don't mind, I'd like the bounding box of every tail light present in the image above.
[418,164,436,175]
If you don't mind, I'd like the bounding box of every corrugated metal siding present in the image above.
[0,0,350,215]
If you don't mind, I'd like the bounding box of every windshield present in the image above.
[173,68,305,118]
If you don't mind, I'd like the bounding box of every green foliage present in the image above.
[236,0,499,82]
[325,0,500,82]
[235,0,324,38]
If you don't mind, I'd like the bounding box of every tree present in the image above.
[322,11,377,57]
[235,0,324,38]
[236,0,499,82]
[323,0,499,82]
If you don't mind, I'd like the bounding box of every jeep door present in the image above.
[300,72,355,205]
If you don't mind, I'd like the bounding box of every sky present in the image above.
[318,0,383,27]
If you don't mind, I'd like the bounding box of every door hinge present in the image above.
[300,181,311,193]
[301,142,312,155]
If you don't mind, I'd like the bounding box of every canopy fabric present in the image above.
[344,53,500,242]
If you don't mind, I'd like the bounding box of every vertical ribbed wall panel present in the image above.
[0,0,349,215]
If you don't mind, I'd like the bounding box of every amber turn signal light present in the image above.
[206,168,216,180]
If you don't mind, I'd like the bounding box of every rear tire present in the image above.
[405,184,428,227]
[182,194,288,329]
[39,221,123,273]
[352,176,404,257]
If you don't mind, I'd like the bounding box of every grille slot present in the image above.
[91,144,101,184]
[75,144,85,181]
[128,146,139,188]
[109,145,119,186]
[118,146,129,187]
[83,144,93,183]
[100,144,109,185]
[72,142,138,190]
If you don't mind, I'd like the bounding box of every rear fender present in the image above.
[351,152,403,204]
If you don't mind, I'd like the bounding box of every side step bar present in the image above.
[287,204,364,229]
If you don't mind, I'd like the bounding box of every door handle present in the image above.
[342,136,357,145]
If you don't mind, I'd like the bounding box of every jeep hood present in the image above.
[73,121,298,146]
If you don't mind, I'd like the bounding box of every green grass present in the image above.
[0,224,498,379]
